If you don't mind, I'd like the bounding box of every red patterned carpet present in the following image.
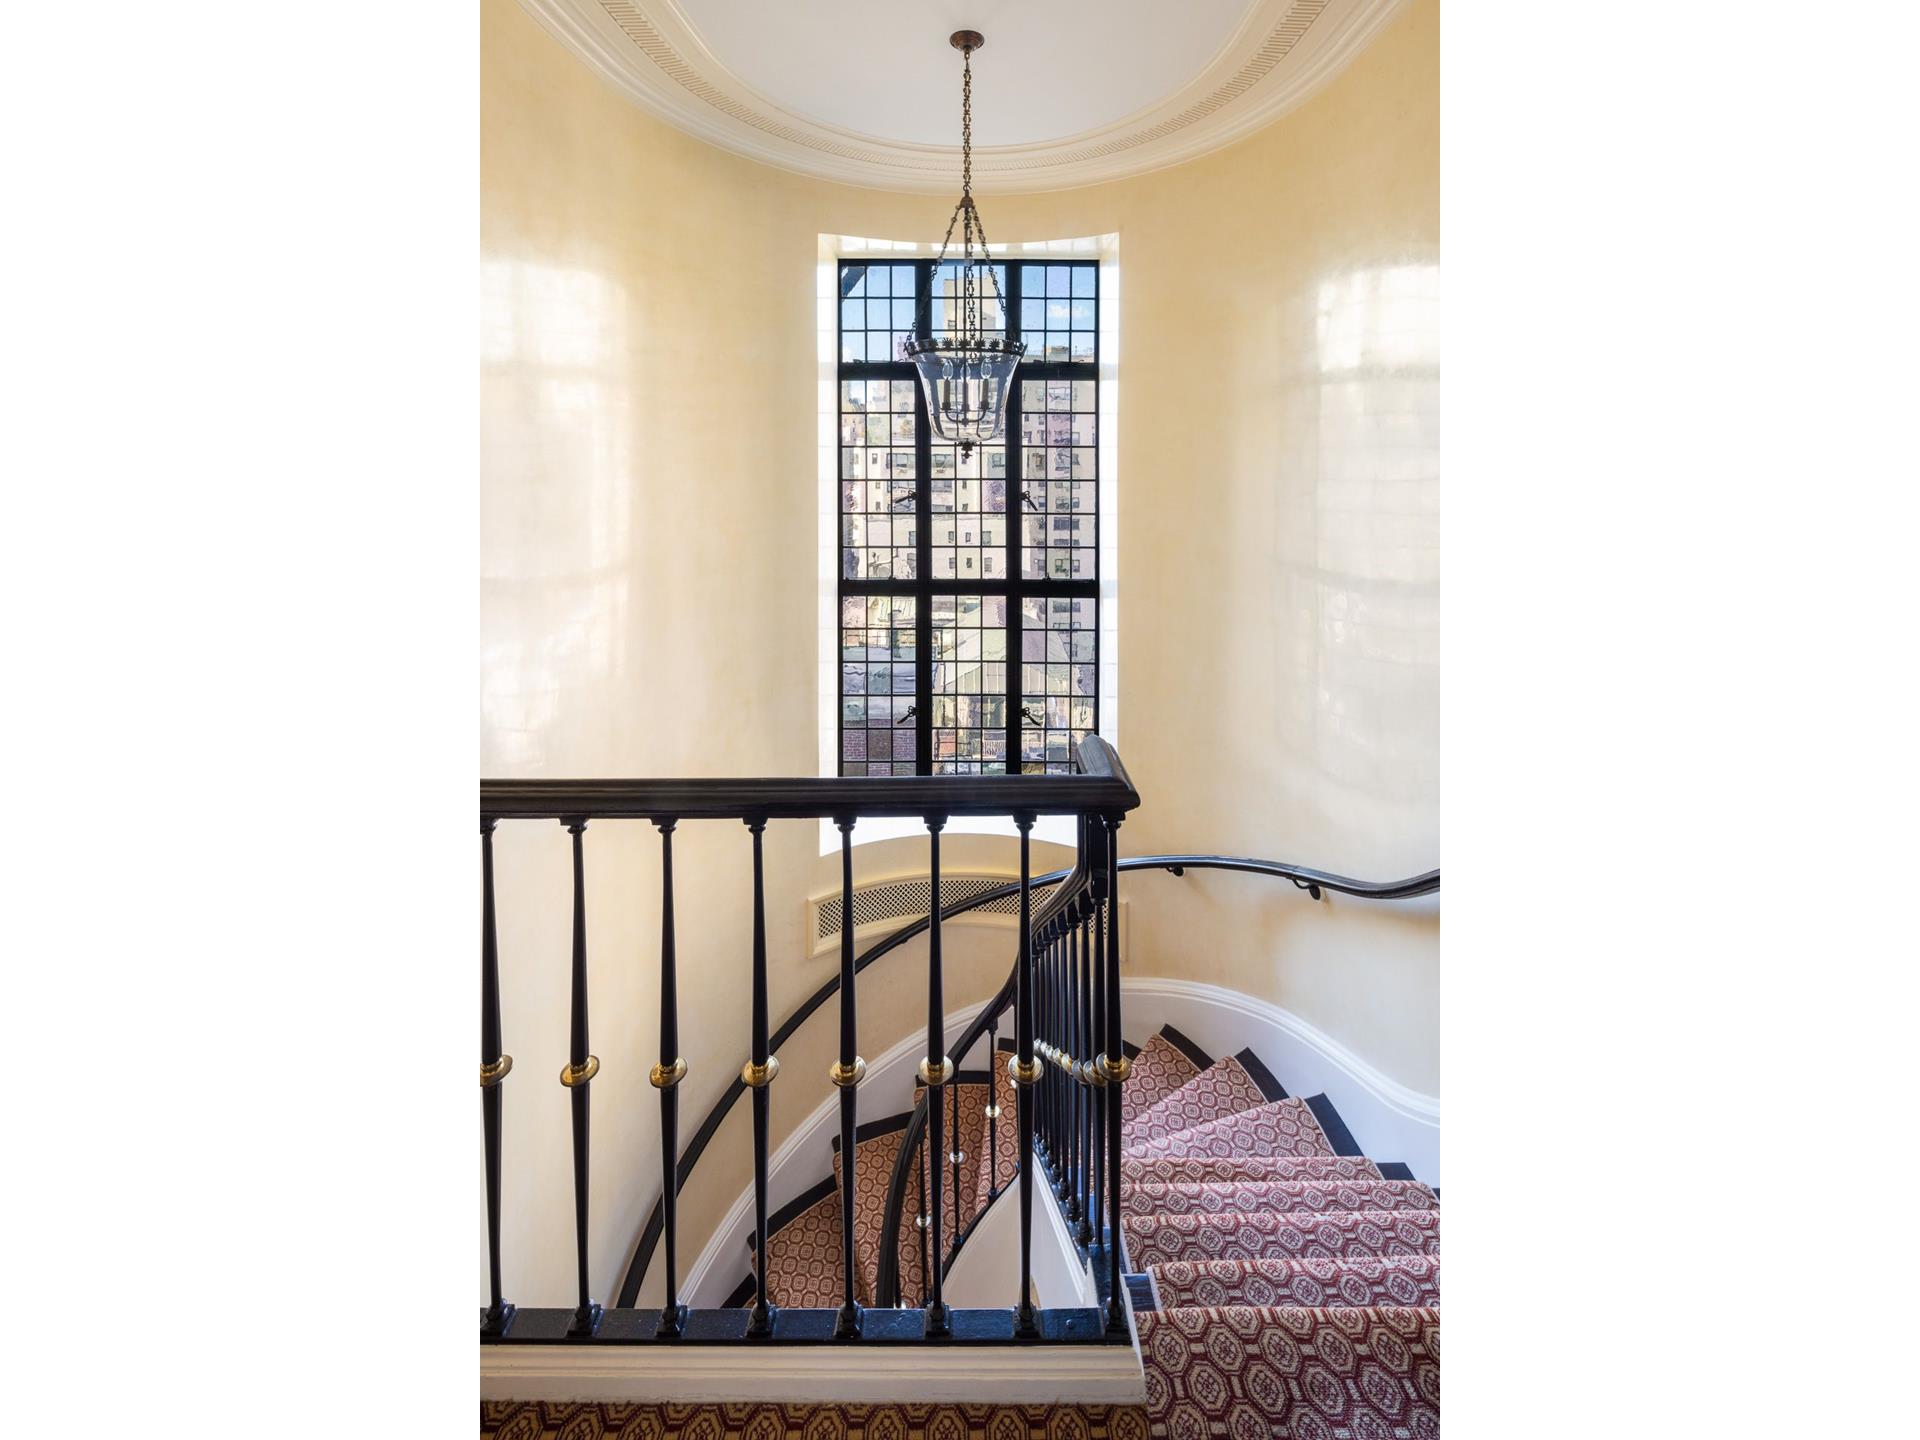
[1124,1099,1336,1163]
[494,1027,1437,1438]
[1124,1057,1269,1150]
[1136,1306,1439,1440]
[1121,1041,1440,1437]
[1121,1033,1202,1121]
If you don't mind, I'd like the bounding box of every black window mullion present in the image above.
[1003,262,1024,773]
[913,260,934,777]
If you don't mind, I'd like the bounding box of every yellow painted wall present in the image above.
[482,0,1437,1305]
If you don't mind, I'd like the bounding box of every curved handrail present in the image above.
[611,863,1076,1307]
[872,854,1439,1304]
[1132,856,1439,901]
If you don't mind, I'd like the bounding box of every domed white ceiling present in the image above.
[518,0,1409,193]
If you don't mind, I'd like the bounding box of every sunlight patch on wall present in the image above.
[1277,262,1439,824]
[481,259,633,772]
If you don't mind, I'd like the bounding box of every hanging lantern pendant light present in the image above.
[905,31,1024,459]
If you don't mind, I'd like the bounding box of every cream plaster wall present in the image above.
[481,0,1437,1307]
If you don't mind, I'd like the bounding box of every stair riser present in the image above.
[1149,1255,1442,1309]
[1124,1209,1440,1267]
[1122,1155,1380,1186]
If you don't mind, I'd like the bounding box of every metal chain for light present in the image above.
[902,31,1023,459]
[920,38,1009,346]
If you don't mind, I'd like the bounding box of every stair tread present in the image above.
[1126,1055,1271,1149]
[1123,1154,1381,1185]
[1136,1305,1439,1437]
[978,1054,1019,1209]
[913,1079,993,1255]
[1124,1207,1441,1267]
[1121,1032,1203,1121]
[1125,1096,1338,1162]
[757,1189,846,1310]
[836,1122,924,1306]
[1149,1254,1442,1310]
[1121,1178,1437,1218]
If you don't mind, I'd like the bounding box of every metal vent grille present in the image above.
[814,875,1063,949]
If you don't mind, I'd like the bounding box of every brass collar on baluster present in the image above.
[741,1056,781,1088]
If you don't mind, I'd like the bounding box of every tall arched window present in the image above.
[838,258,1101,776]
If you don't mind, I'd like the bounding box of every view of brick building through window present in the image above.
[838,259,1099,775]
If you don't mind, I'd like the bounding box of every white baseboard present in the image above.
[481,1338,1145,1404]
[1121,977,1441,1184]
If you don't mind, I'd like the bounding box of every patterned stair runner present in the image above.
[718,1023,1440,1436]
[1136,1305,1440,1439]
[1120,1178,1437,1219]
[978,1046,1020,1207]
[756,1187,846,1309]
[1125,1207,1441,1268]
[1150,1254,1442,1309]
[1125,1056,1272,1149]
[914,1077,993,1239]
[833,1122,925,1305]
[1122,1030,1205,1120]
[1121,1153,1381,1187]
[1125,1097,1336,1162]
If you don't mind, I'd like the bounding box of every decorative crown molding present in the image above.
[516,0,1410,194]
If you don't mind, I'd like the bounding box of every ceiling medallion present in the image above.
[903,32,1022,458]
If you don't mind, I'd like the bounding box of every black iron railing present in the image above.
[479,735,1140,1344]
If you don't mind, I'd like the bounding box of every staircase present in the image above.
[739,1048,1022,1310]
[1122,1027,1440,1437]
[733,1021,1440,1437]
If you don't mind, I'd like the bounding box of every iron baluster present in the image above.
[479,820,514,1337]
[651,819,687,1338]
[744,818,778,1338]
[831,817,864,1339]
[1076,895,1096,1248]
[1102,815,1127,1334]
[1012,812,1040,1337]
[923,816,952,1335]
[1087,818,1107,1252]
[561,817,601,1337]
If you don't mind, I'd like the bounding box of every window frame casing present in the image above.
[836,256,1102,779]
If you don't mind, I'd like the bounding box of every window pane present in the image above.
[1021,596,1096,774]
[931,594,1008,774]
[840,375,918,580]
[840,595,917,777]
[1020,351,1097,581]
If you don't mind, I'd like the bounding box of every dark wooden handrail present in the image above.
[481,735,1138,820]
